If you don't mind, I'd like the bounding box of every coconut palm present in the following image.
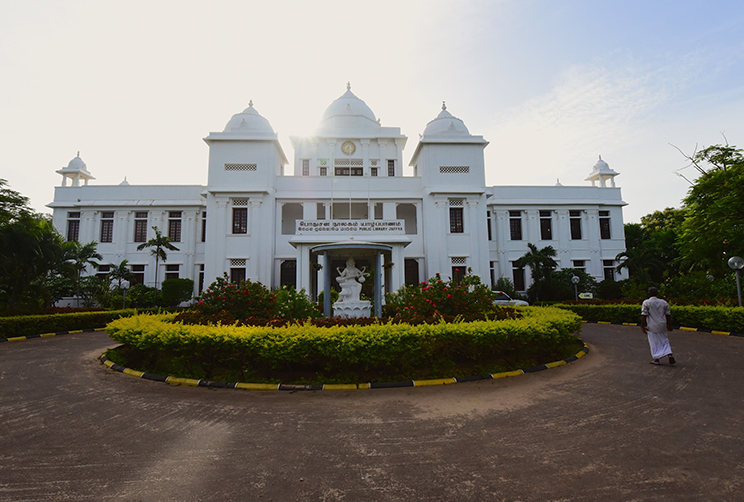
[108,259,133,289]
[136,226,179,289]
[62,240,102,307]
[514,243,558,302]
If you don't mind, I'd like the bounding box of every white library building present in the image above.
[49,84,628,301]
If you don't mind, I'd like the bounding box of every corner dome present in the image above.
[318,83,379,130]
[423,102,470,136]
[58,152,92,175]
[223,101,275,133]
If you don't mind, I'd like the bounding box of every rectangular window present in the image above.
[599,210,611,239]
[198,264,205,293]
[66,212,80,242]
[165,264,179,280]
[487,211,493,241]
[512,266,526,291]
[570,210,582,240]
[451,266,466,285]
[540,210,553,240]
[388,159,395,177]
[201,211,207,242]
[230,267,246,284]
[131,264,145,285]
[320,167,327,176]
[95,264,110,280]
[449,208,464,233]
[573,260,586,272]
[404,258,420,286]
[371,167,378,177]
[168,211,181,242]
[603,259,615,281]
[134,212,148,242]
[490,261,497,289]
[302,159,309,176]
[100,212,114,243]
[232,208,248,234]
[509,211,522,241]
[334,167,363,176]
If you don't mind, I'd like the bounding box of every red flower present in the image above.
[447,294,452,299]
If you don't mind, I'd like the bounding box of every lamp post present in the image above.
[729,256,744,307]
[571,275,580,301]
[121,280,130,309]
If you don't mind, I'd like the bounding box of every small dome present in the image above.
[318,83,379,130]
[423,102,470,136]
[592,156,611,173]
[223,100,275,133]
[59,152,92,174]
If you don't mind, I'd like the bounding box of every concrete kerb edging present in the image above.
[98,342,590,392]
[583,320,744,338]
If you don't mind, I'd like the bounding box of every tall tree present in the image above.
[136,226,179,289]
[62,241,102,306]
[0,178,31,225]
[108,259,133,289]
[514,243,558,302]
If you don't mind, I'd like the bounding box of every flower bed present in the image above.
[104,307,583,385]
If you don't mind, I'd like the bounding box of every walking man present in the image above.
[641,287,675,365]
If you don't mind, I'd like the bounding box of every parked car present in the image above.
[493,291,529,306]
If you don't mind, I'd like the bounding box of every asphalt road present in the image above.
[1,324,742,502]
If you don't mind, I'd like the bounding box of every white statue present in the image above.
[336,257,369,304]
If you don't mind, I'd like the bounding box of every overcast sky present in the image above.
[2,0,743,223]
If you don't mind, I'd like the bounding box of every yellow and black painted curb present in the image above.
[99,343,590,392]
[0,327,107,343]
[581,320,744,338]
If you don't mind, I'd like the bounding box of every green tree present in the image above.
[0,178,32,225]
[514,243,558,302]
[108,259,133,289]
[62,241,102,307]
[678,162,744,275]
[136,226,179,289]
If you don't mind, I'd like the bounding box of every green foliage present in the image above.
[0,178,32,225]
[274,286,322,321]
[679,163,744,274]
[383,272,498,319]
[126,284,159,308]
[596,279,624,300]
[493,277,521,299]
[105,307,584,383]
[0,309,142,338]
[160,278,194,307]
[192,274,276,319]
[659,271,737,301]
[136,226,179,288]
[554,303,744,333]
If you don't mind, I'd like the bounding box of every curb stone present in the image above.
[98,343,591,392]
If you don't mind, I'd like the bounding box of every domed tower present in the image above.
[585,156,619,187]
[56,152,95,187]
[290,83,407,177]
[411,102,490,283]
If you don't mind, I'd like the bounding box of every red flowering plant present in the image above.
[180,274,277,323]
[383,271,508,322]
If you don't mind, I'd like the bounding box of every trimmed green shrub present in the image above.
[160,278,194,307]
[0,309,138,338]
[105,307,583,383]
[554,303,744,333]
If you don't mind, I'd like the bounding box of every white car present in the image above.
[493,291,529,306]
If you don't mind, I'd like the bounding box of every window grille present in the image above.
[451,257,467,265]
[232,198,248,207]
[449,198,464,207]
[439,166,470,174]
[318,158,328,166]
[224,163,257,171]
[230,258,246,267]
[302,159,309,176]
[334,158,363,166]
[370,159,379,166]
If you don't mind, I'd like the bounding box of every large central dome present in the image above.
[318,83,380,131]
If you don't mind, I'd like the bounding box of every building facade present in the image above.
[49,85,627,298]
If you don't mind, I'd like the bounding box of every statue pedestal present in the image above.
[333,301,371,319]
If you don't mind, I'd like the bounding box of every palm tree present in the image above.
[136,226,179,289]
[108,259,133,289]
[514,243,558,302]
[62,240,102,307]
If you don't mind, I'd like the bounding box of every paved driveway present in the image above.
[1,324,743,501]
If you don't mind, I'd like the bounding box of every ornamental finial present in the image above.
[347,81,351,92]
[249,99,253,107]
[442,101,446,111]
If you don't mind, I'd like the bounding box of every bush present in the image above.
[105,307,584,383]
[160,278,194,307]
[274,286,321,321]
[383,272,498,319]
[0,309,139,338]
[126,284,158,308]
[554,303,744,333]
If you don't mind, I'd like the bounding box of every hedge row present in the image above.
[105,307,583,383]
[553,304,744,333]
[0,308,168,338]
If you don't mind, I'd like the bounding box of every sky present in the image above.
[1,0,743,223]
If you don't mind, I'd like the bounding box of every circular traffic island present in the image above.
[103,307,584,387]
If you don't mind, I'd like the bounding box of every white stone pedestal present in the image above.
[333,300,371,319]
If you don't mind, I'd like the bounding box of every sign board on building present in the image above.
[578,293,594,300]
[296,220,405,235]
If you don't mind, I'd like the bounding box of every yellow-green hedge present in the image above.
[106,307,583,382]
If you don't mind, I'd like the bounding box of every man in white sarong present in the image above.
[640,287,675,365]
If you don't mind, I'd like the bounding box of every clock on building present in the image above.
[341,141,356,155]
